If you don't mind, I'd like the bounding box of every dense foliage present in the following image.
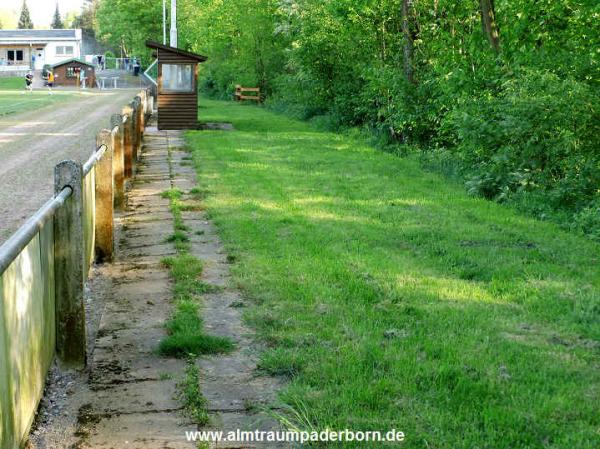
[95,0,600,237]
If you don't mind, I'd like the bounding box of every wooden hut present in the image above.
[52,58,96,88]
[146,41,207,130]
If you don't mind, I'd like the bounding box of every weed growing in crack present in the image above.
[162,188,189,233]
[158,276,233,357]
[177,362,209,426]
[159,184,234,359]
[164,231,191,252]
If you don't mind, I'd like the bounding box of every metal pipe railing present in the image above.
[0,88,155,449]
[0,186,72,275]
[83,144,107,176]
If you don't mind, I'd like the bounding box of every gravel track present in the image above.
[0,89,138,244]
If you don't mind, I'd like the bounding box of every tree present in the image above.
[96,0,166,63]
[401,0,416,83]
[18,1,33,29]
[479,0,500,52]
[51,3,64,29]
[72,0,100,38]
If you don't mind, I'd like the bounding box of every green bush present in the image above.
[572,199,600,241]
[444,70,600,212]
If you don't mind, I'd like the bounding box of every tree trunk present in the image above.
[479,0,500,52]
[401,0,414,83]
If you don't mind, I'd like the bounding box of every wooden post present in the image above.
[136,94,144,140]
[54,160,86,368]
[130,99,139,162]
[146,88,154,119]
[95,129,114,263]
[122,105,134,178]
[110,114,125,207]
[139,90,147,127]
[135,97,143,156]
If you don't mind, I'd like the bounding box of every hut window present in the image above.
[66,67,79,78]
[161,64,193,92]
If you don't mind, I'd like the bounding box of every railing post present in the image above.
[122,105,134,178]
[110,114,125,207]
[136,94,144,140]
[130,99,140,163]
[95,129,114,263]
[54,160,86,368]
[140,90,147,126]
[146,88,154,119]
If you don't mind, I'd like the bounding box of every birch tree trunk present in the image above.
[479,0,500,52]
[402,0,414,83]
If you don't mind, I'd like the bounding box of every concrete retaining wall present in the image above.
[0,222,55,449]
[0,88,153,449]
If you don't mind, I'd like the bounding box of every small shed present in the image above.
[146,41,207,130]
[52,58,96,88]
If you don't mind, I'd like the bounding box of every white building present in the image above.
[0,29,83,75]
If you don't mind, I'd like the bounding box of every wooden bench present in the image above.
[235,85,261,102]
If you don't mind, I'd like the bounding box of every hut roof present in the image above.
[145,41,208,62]
[52,58,95,69]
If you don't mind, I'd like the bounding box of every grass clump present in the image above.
[159,299,233,357]
[164,231,190,252]
[190,186,210,201]
[159,254,233,357]
[258,348,304,378]
[161,187,184,201]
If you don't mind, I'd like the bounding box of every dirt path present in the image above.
[0,89,138,243]
[29,125,285,448]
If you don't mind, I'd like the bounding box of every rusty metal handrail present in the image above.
[0,187,72,275]
[82,144,108,176]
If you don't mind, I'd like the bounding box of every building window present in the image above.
[56,46,74,56]
[161,64,193,92]
[7,50,24,63]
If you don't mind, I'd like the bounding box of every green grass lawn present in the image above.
[0,77,79,117]
[186,100,600,448]
[0,76,23,90]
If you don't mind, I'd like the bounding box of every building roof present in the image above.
[146,41,208,62]
[52,58,94,69]
[0,29,81,43]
